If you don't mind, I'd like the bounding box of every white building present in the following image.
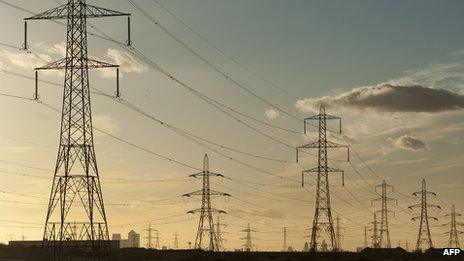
[112,230,140,248]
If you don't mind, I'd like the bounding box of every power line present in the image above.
[128,0,301,121]
[151,0,301,100]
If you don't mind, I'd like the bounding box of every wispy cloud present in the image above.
[391,135,428,151]
[99,48,147,78]
[264,109,280,120]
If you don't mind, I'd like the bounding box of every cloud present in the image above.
[264,109,280,120]
[0,49,51,70]
[104,48,147,78]
[392,135,428,151]
[295,84,464,114]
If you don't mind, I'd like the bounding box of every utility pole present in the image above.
[409,178,441,251]
[183,154,230,251]
[282,227,287,252]
[444,205,462,248]
[241,223,256,251]
[370,213,380,248]
[22,0,131,258]
[296,105,349,252]
[173,232,179,249]
[335,215,343,251]
[371,180,397,248]
[145,223,153,249]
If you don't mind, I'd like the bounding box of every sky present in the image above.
[0,0,463,251]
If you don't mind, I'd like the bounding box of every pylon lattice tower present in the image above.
[22,0,131,257]
[173,232,179,249]
[444,205,462,248]
[282,227,287,252]
[183,154,230,251]
[145,224,153,249]
[409,178,441,251]
[335,215,343,251]
[296,105,349,251]
[241,223,256,251]
[216,216,227,251]
[154,230,160,249]
[363,226,368,248]
[370,213,380,248]
[371,180,397,248]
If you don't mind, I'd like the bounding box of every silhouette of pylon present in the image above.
[22,0,131,258]
[241,223,256,251]
[444,205,462,248]
[296,105,349,251]
[183,154,230,251]
[371,180,397,248]
[409,178,441,251]
[370,212,380,248]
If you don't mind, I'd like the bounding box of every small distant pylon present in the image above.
[363,226,368,248]
[216,216,227,251]
[241,223,256,251]
[444,205,462,248]
[145,223,153,249]
[371,180,397,248]
[282,227,287,252]
[335,215,343,251]
[296,105,349,252]
[183,154,230,251]
[154,230,160,249]
[173,232,179,249]
[370,212,380,248]
[409,178,441,251]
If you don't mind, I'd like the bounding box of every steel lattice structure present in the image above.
[371,180,397,248]
[296,105,349,251]
[282,227,287,252]
[241,223,256,251]
[23,0,131,258]
[444,204,462,248]
[409,178,441,251]
[183,154,230,251]
[370,212,380,248]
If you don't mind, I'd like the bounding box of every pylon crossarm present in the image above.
[187,208,225,214]
[35,58,118,70]
[409,203,421,209]
[182,190,202,197]
[209,190,230,196]
[84,4,130,18]
[24,4,68,20]
[427,204,441,209]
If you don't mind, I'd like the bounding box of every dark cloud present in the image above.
[393,135,428,151]
[295,84,464,113]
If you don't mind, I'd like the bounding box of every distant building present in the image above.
[112,230,140,248]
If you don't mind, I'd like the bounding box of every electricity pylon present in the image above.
[444,205,462,248]
[409,178,441,251]
[173,232,179,249]
[154,230,160,249]
[371,180,397,248]
[363,226,368,248]
[145,224,153,249]
[370,212,380,248]
[241,223,256,251]
[335,215,343,251]
[22,0,131,258]
[183,154,230,251]
[216,216,227,251]
[296,105,349,251]
[282,227,287,252]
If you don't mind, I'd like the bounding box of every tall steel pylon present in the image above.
[409,178,441,251]
[216,216,226,251]
[363,226,368,248]
[183,154,230,251]
[371,180,397,248]
[370,213,380,248]
[22,0,131,258]
[296,105,349,251]
[173,232,179,249]
[444,205,462,248]
[335,215,343,251]
[241,223,256,251]
[145,224,153,249]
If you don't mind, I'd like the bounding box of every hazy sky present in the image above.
[0,0,463,251]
